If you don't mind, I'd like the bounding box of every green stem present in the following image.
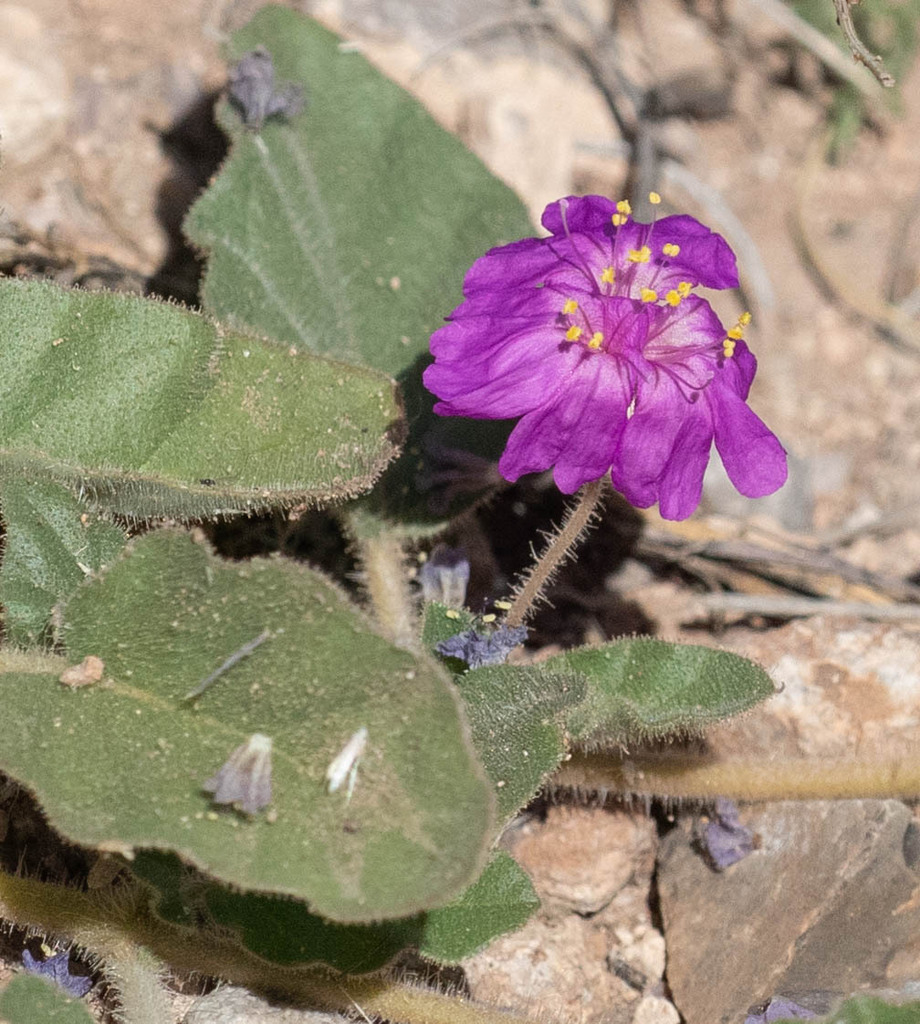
[0,872,539,1024]
[505,479,603,629]
[554,750,920,801]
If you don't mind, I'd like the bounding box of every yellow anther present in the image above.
[649,192,661,205]
[611,213,626,227]
[677,281,692,297]
[665,290,682,306]
[727,326,744,340]
[640,288,658,303]
[722,338,736,358]
[565,325,583,342]
[627,246,651,264]
[562,299,578,314]
[588,331,604,350]
[662,243,681,257]
[616,199,632,214]
[739,311,752,326]
[481,613,497,624]
[445,609,461,620]
[600,266,616,285]
[494,599,512,611]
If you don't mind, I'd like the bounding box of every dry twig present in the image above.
[831,0,895,88]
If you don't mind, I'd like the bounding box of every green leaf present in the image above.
[418,850,538,963]
[186,6,534,529]
[550,638,775,744]
[422,603,585,820]
[0,975,94,1024]
[0,530,494,922]
[0,278,401,520]
[131,850,422,973]
[132,847,535,970]
[0,477,126,647]
[454,663,585,820]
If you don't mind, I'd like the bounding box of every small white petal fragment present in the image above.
[326,727,368,796]
[59,655,105,688]
[203,732,273,815]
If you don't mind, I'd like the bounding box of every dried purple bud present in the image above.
[203,733,273,814]
[418,545,470,608]
[436,625,527,669]
[22,950,93,998]
[744,996,820,1023]
[700,797,756,870]
[228,47,304,129]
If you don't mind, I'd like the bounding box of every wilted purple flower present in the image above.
[203,733,273,814]
[424,194,787,520]
[436,625,527,668]
[22,950,93,998]
[229,48,304,129]
[700,797,757,870]
[418,545,471,608]
[744,996,820,1023]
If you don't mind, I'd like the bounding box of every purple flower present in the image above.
[436,625,528,668]
[21,950,93,998]
[699,797,757,870]
[423,195,787,520]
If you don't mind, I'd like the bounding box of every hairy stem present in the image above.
[93,941,172,1024]
[554,750,920,801]
[0,872,540,1024]
[344,512,417,650]
[506,478,603,628]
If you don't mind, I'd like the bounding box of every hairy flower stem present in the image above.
[506,478,603,628]
[554,750,920,801]
[96,943,173,1024]
[344,512,418,650]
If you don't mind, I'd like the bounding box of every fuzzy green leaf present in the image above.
[418,850,538,963]
[132,846,535,970]
[0,531,493,922]
[423,603,584,819]
[0,477,127,647]
[0,278,401,520]
[0,975,94,1024]
[130,850,422,973]
[186,6,534,528]
[454,663,585,820]
[551,639,775,744]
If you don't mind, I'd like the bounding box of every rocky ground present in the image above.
[1,0,920,1021]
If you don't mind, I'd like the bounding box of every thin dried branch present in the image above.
[831,0,895,88]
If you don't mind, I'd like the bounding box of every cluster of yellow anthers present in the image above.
[722,311,752,359]
[559,193,747,356]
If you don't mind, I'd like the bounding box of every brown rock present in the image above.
[507,805,657,915]
[658,800,920,1024]
[463,914,639,1024]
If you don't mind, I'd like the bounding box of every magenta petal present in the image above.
[711,389,788,498]
[656,409,714,520]
[499,355,630,491]
[425,331,569,419]
[610,371,689,508]
[651,215,739,290]
[464,236,558,301]
[541,195,617,236]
